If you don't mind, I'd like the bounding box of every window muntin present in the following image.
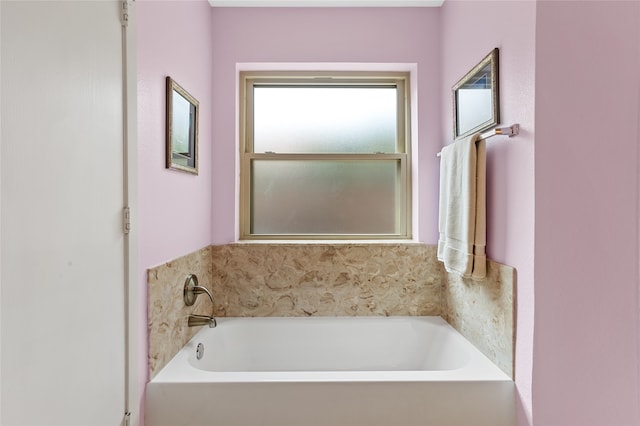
[240,72,411,240]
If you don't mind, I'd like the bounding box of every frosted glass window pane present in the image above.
[251,160,399,235]
[254,87,397,153]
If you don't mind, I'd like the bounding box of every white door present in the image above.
[1,1,127,424]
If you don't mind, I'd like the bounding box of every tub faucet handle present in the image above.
[183,274,214,307]
[192,285,214,305]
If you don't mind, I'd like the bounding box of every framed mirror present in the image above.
[452,48,499,139]
[166,77,199,174]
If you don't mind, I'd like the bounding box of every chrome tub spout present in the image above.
[188,314,217,328]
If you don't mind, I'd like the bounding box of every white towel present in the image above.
[437,133,486,280]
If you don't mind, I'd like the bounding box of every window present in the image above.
[239,71,411,240]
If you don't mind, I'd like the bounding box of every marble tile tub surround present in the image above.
[147,245,214,378]
[148,243,515,378]
[442,261,515,378]
[211,244,442,317]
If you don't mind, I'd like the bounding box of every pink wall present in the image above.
[440,1,536,424]
[533,2,640,425]
[210,7,442,244]
[137,0,214,265]
[137,0,214,420]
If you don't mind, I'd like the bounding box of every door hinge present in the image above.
[123,207,131,235]
[123,411,131,426]
[121,0,129,28]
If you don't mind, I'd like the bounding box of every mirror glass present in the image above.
[166,77,199,174]
[452,48,499,139]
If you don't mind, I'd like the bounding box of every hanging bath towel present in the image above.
[437,133,486,280]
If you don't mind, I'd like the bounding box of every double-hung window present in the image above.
[239,71,411,240]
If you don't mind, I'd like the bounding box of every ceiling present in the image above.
[208,0,444,7]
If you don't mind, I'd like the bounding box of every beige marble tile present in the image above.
[441,260,515,378]
[147,245,213,378]
[210,244,443,317]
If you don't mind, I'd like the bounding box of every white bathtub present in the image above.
[146,316,515,426]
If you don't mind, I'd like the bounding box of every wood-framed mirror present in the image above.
[166,76,199,174]
[452,48,499,139]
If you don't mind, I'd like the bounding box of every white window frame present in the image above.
[239,70,412,240]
